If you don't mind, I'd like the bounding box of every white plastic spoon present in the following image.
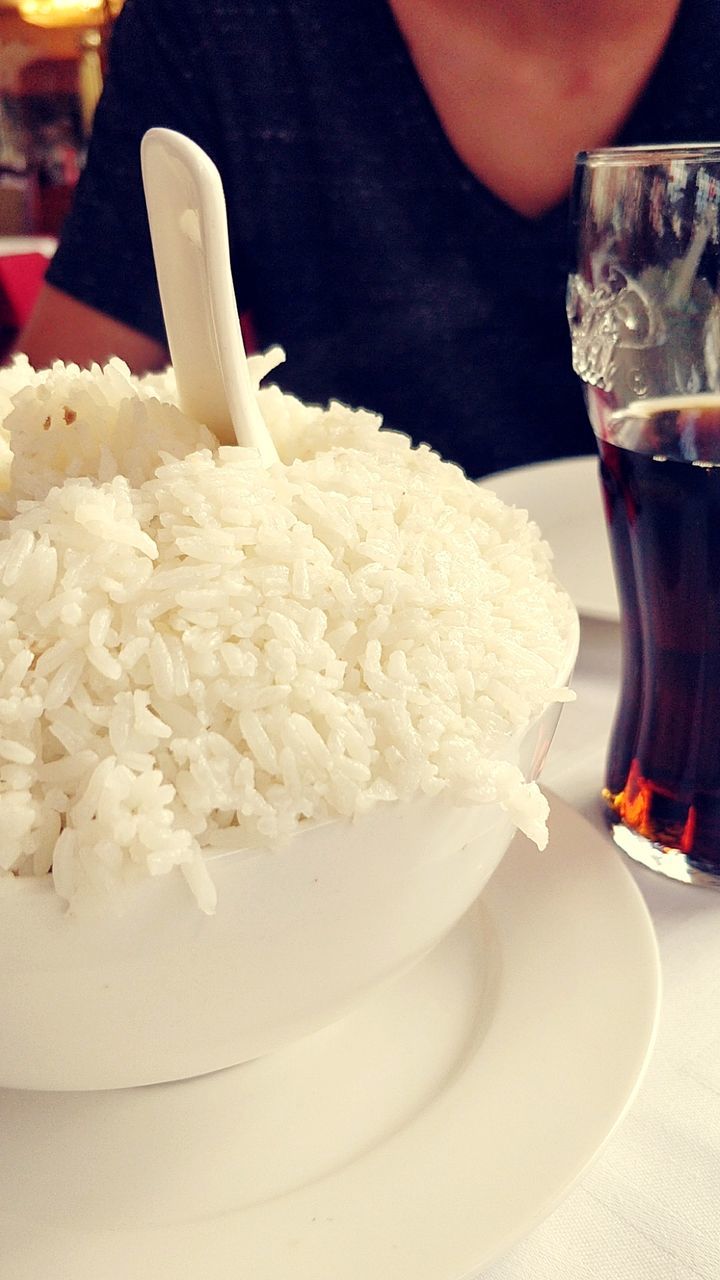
[140,127,278,464]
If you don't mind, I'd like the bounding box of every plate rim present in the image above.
[479,454,620,623]
[0,791,661,1280]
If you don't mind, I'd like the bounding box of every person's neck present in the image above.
[386,0,684,218]
[409,0,681,49]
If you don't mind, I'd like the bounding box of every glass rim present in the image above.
[577,142,720,166]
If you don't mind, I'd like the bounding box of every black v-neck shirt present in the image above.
[48,0,720,477]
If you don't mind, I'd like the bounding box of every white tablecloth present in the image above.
[482,617,720,1279]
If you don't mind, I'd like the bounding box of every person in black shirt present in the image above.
[18,0,712,477]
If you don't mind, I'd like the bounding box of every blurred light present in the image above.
[17,0,122,29]
[16,0,125,136]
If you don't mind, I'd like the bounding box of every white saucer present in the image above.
[480,456,620,621]
[0,793,659,1280]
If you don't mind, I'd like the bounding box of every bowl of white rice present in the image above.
[0,352,578,1091]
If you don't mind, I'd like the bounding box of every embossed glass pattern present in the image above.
[568,144,720,886]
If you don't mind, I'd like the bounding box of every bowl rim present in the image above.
[1,602,580,901]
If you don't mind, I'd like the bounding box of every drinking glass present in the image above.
[568,143,720,886]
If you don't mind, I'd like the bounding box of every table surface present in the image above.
[0,237,56,259]
[482,617,720,1280]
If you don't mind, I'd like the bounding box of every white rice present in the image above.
[0,350,575,912]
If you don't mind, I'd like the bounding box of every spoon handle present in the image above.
[141,127,278,463]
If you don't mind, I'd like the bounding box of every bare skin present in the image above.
[17,282,168,373]
[387,0,682,217]
[16,0,682,371]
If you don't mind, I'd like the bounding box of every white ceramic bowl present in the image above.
[0,612,579,1091]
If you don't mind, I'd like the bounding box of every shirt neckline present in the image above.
[375,0,691,240]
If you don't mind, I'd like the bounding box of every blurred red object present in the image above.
[0,253,49,329]
[0,240,55,360]
[240,310,258,354]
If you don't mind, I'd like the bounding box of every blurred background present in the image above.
[0,0,122,354]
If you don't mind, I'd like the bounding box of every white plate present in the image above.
[0,793,659,1280]
[480,456,620,621]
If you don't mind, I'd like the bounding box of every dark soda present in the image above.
[598,396,720,875]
